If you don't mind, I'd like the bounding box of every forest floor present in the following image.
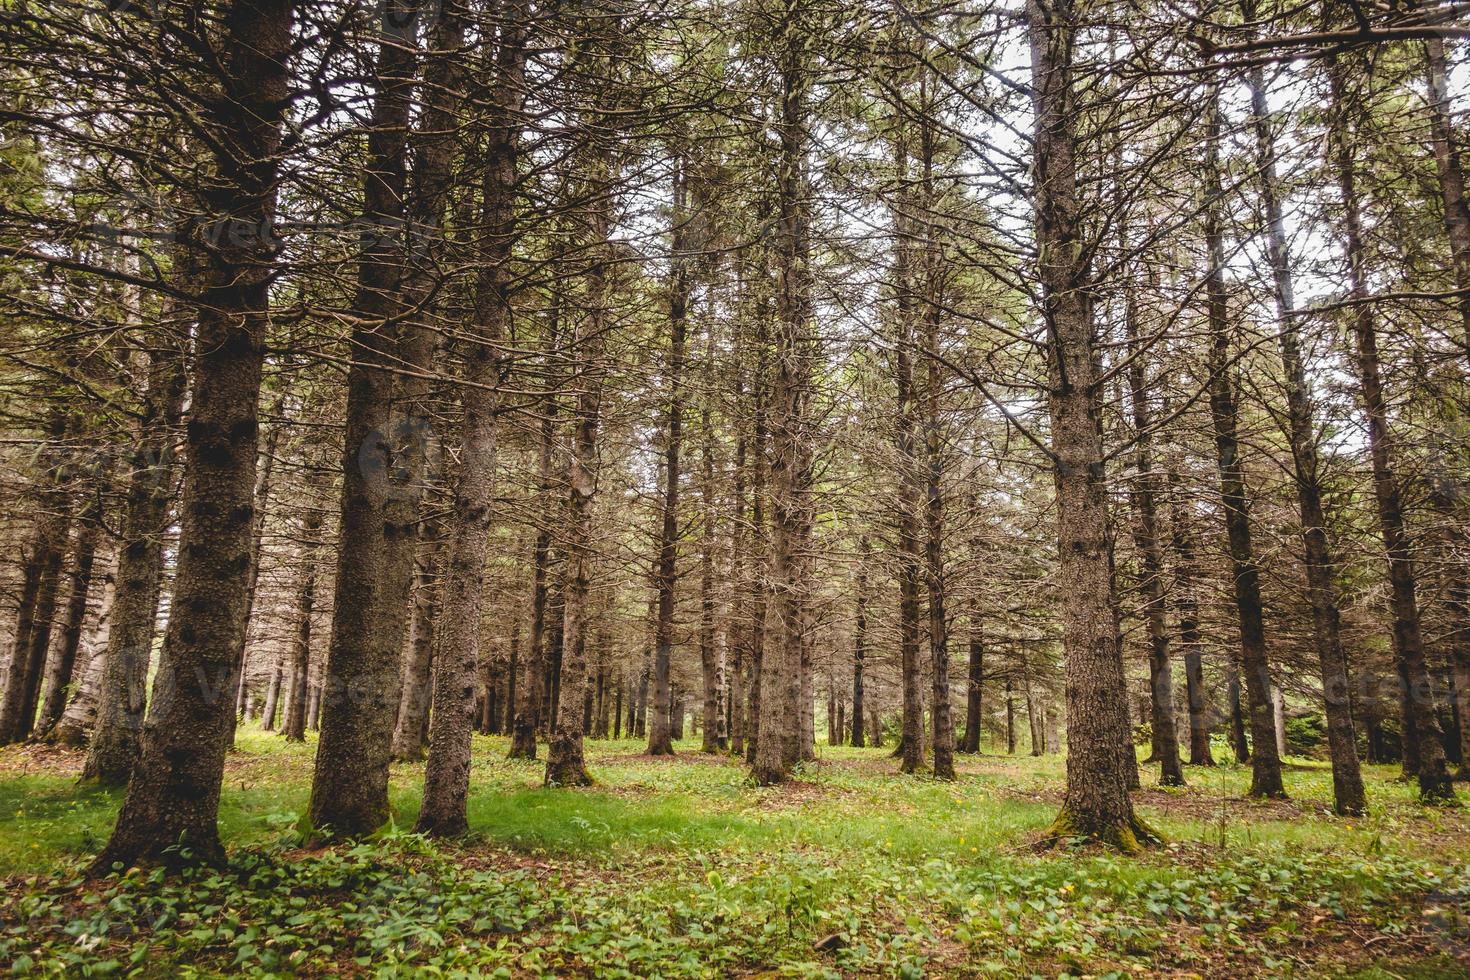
[0,733,1467,978]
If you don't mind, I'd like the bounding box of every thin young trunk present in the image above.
[53,560,115,748]
[1167,471,1214,766]
[309,0,421,839]
[648,162,689,758]
[1124,297,1184,787]
[1202,77,1284,799]
[36,486,103,737]
[259,657,283,732]
[1331,66,1450,804]
[851,539,868,748]
[89,0,293,872]
[230,401,280,742]
[0,416,73,745]
[544,82,615,788]
[417,20,524,834]
[1244,38,1363,810]
[699,407,723,753]
[510,315,561,760]
[280,506,324,743]
[84,333,186,783]
[1029,0,1155,851]
[390,520,443,761]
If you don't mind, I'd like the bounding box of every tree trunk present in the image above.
[649,161,689,758]
[1243,39,1364,810]
[84,330,186,783]
[0,414,74,745]
[545,94,613,789]
[1424,36,1470,351]
[1029,0,1155,851]
[52,560,115,748]
[391,521,443,761]
[1123,294,1184,787]
[1167,474,1214,767]
[1330,68,1451,804]
[309,0,421,840]
[1202,76,1284,799]
[280,505,323,744]
[851,539,868,748]
[699,407,724,753]
[752,12,813,785]
[36,486,103,737]
[417,20,524,834]
[88,0,293,872]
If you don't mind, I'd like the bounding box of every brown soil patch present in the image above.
[0,741,85,776]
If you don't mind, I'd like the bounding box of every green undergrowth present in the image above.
[1,732,1466,976]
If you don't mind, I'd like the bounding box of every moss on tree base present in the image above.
[1042,807,1163,855]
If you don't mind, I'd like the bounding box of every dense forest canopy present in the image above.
[1,0,1469,973]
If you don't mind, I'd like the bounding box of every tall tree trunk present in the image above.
[1202,77,1284,799]
[1029,0,1155,851]
[543,289,604,787]
[891,129,926,777]
[752,7,814,785]
[744,338,768,764]
[89,0,293,871]
[1423,36,1470,351]
[84,331,186,783]
[1124,296,1184,787]
[510,313,561,760]
[1243,37,1364,811]
[1330,66,1451,804]
[544,81,615,788]
[649,161,689,758]
[309,0,420,839]
[417,19,524,834]
[259,657,283,732]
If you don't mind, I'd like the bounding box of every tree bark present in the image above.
[699,406,724,753]
[1330,66,1451,804]
[391,520,443,761]
[1202,75,1284,799]
[36,482,103,737]
[1244,38,1364,810]
[89,0,293,872]
[0,413,74,745]
[309,0,420,839]
[851,538,868,748]
[417,18,524,833]
[1029,0,1156,851]
[1123,296,1184,787]
[280,505,324,743]
[648,160,689,758]
[752,7,814,785]
[1166,471,1214,766]
[1423,36,1470,351]
[84,333,186,783]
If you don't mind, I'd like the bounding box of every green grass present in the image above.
[1,732,1467,977]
